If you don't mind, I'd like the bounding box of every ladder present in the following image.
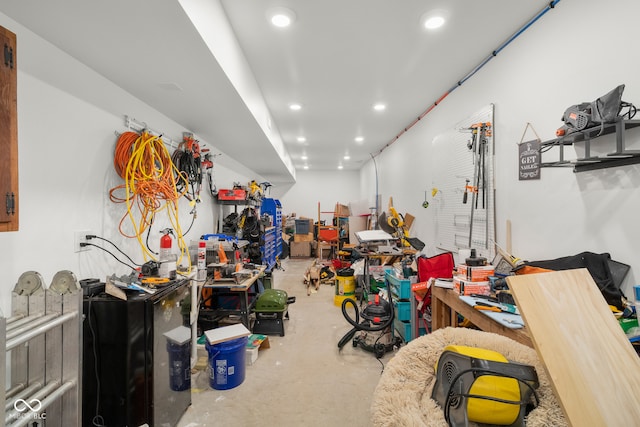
[1,271,82,426]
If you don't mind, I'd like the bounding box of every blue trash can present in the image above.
[166,340,191,391]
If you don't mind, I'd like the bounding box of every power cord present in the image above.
[86,235,141,267]
[81,242,138,271]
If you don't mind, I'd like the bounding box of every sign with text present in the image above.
[519,139,540,180]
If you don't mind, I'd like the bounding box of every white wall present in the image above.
[278,169,361,220]
[4,0,640,316]
[360,0,640,300]
[0,14,255,315]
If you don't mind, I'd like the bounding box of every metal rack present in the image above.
[540,119,640,172]
[1,271,82,426]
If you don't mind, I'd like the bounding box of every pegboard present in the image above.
[431,104,495,261]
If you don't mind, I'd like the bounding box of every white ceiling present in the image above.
[0,0,552,184]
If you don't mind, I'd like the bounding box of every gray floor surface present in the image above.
[176,257,396,427]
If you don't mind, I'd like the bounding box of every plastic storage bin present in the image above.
[386,272,412,300]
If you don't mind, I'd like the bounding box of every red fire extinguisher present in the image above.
[159,228,174,261]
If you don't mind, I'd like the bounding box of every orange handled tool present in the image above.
[474,305,501,312]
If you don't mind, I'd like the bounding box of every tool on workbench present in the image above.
[378,197,425,251]
[141,277,170,287]
[474,301,519,315]
[471,294,519,314]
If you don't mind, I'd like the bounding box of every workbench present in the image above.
[199,266,266,329]
[431,285,533,348]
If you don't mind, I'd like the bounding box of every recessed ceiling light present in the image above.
[421,10,448,30]
[303,165,309,170]
[268,7,296,28]
[338,165,344,170]
[301,155,308,160]
[289,103,302,111]
[297,136,306,143]
[424,16,445,29]
[343,155,350,160]
[354,136,364,143]
[373,103,386,112]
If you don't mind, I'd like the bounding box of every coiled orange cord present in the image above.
[110,131,191,265]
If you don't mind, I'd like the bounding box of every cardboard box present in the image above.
[290,241,311,257]
[411,280,431,298]
[334,204,351,217]
[456,264,495,282]
[453,276,490,296]
[294,233,314,242]
[318,242,332,258]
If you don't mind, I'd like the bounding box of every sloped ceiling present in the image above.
[0,0,555,185]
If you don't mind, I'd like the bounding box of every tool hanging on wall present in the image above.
[464,122,492,248]
[201,152,217,197]
[422,191,429,208]
[171,132,203,205]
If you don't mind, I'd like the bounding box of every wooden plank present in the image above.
[507,269,640,427]
[0,26,18,231]
[204,323,250,345]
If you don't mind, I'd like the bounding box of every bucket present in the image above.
[336,268,356,297]
[205,336,248,390]
[334,294,356,307]
[166,340,191,392]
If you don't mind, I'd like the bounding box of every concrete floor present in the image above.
[177,257,396,427]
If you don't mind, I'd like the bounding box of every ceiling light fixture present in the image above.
[354,136,364,143]
[373,103,386,112]
[424,16,445,29]
[268,7,296,28]
[301,155,308,160]
[289,103,302,111]
[303,165,309,170]
[297,136,306,143]
[421,9,448,30]
[343,155,350,160]
[338,165,344,170]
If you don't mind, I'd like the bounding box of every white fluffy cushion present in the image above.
[370,327,567,427]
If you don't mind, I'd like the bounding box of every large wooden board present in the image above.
[507,269,640,426]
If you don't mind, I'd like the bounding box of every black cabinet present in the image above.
[82,280,191,427]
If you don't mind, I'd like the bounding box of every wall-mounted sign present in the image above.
[519,139,540,180]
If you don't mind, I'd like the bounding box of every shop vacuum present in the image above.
[337,294,402,358]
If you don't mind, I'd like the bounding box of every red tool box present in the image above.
[217,189,247,201]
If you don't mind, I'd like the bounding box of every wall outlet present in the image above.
[74,230,92,253]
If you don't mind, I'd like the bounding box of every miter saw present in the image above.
[378,197,425,251]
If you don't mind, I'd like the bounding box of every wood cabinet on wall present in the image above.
[0,26,17,232]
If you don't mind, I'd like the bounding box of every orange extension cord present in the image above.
[109,131,191,264]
